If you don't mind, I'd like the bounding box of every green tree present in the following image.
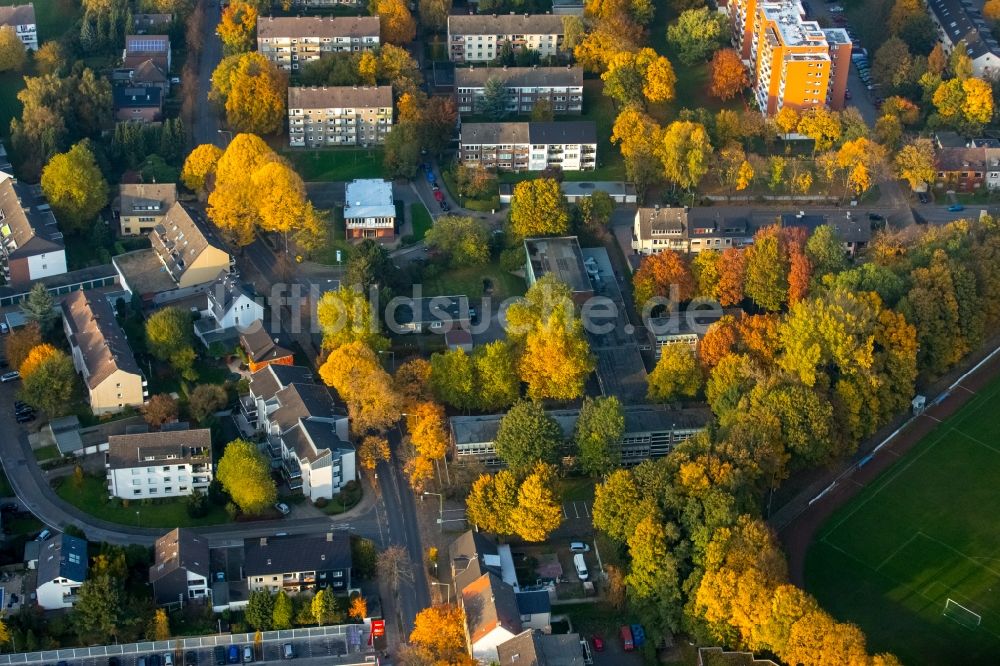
[311,588,336,626]
[345,239,396,291]
[216,439,278,515]
[472,341,520,411]
[40,141,110,231]
[74,574,129,643]
[429,348,476,410]
[272,591,293,630]
[316,286,389,352]
[744,226,789,311]
[145,307,197,380]
[574,396,624,476]
[510,463,563,541]
[647,344,702,402]
[508,178,569,238]
[592,469,642,543]
[666,7,729,65]
[479,76,509,120]
[21,283,57,334]
[189,384,228,424]
[19,349,76,416]
[383,122,422,178]
[423,216,490,267]
[805,224,847,279]
[246,590,274,631]
[578,191,615,230]
[625,514,681,611]
[494,401,563,474]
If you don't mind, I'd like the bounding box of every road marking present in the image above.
[562,504,568,518]
[573,503,579,519]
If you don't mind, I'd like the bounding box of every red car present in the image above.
[433,190,444,202]
[591,635,604,652]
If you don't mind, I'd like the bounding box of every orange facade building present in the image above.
[728,0,850,115]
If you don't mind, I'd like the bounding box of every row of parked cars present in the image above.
[424,162,450,213]
[96,643,296,666]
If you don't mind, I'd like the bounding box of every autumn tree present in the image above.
[358,436,391,475]
[666,7,728,65]
[836,137,887,196]
[647,344,703,402]
[418,0,450,31]
[0,26,26,72]
[602,48,676,106]
[574,396,625,476]
[473,341,520,411]
[19,347,76,415]
[633,250,696,310]
[143,394,179,427]
[611,105,663,197]
[508,178,569,238]
[311,588,336,626]
[519,301,595,400]
[716,247,747,306]
[4,322,41,371]
[429,347,475,410]
[19,343,58,379]
[744,226,789,311]
[495,400,563,474]
[592,468,643,543]
[709,48,749,100]
[272,591,293,630]
[319,341,401,433]
[510,463,563,541]
[698,316,739,369]
[408,401,448,464]
[150,608,170,641]
[407,605,472,665]
[217,2,257,55]
[659,120,712,191]
[40,141,109,231]
[466,470,519,535]
[210,52,287,134]
[181,143,224,193]
[217,439,278,515]
[370,0,416,44]
[805,224,847,279]
[145,307,197,380]
[317,286,389,352]
[189,384,229,424]
[775,107,800,138]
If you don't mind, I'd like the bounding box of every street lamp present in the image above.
[430,581,451,606]
[422,491,444,533]
[217,129,233,145]
[136,510,140,527]
[377,350,395,373]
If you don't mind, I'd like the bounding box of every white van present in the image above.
[573,553,589,581]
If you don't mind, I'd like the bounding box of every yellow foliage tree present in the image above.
[659,120,712,190]
[409,605,470,662]
[736,160,754,191]
[775,107,800,137]
[370,0,416,44]
[519,308,595,400]
[181,143,224,193]
[407,401,448,460]
[797,107,841,152]
[211,52,288,134]
[20,343,59,379]
[508,178,569,238]
[836,138,887,196]
[510,463,563,542]
[217,2,257,55]
[894,137,936,191]
[961,77,994,125]
[251,160,307,234]
[986,0,1000,19]
[319,341,401,433]
[357,51,378,85]
[404,454,435,493]
[349,595,368,621]
[358,435,391,473]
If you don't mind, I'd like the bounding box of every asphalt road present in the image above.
[193,0,224,148]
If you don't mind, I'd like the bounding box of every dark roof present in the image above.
[106,428,211,469]
[936,146,987,171]
[449,530,500,592]
[132,59,168,84]
[0,172,65,260]
[207,272,255,322]
[634,206,751,241]
[240,320,293,364]
[524,236,592,294]
[528,121,597,145]
[460,121,597,146]
[243,532,351,576]
[114,86,162,110]
[395,295,470,327]
[118,182,176,216]
[780,212,872,244]
[454,66,583,89]
[515,590,550,616]
[61,290,143,389]
[271,383,339,432]
[286,418,352,464]
[0,4,36,27]
[150,528,210,583]
[37,533,88,585]
[462,572,522,644]
[248,364,316,401]
[0,264,117,303]
[926,0,999,59]
[496,630,586,666]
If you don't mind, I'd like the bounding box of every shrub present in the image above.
[314,497,329,509]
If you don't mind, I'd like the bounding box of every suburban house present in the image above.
[779,211,873,257]
[130,59,170,93]
[0,171,67,284]
[462,572,523,663]
[116,182,177,235]
[934,146,1000,192]
[61,290,148,415]
[524,236,594,305]
[36,533,88,610]
[391,295,471,334]
[450,405,711,467]
[123,34,171,70]
[193,273,263,347]
[287,86,393,148]
[241,364,356,501]
[496,630,588,666]
[244,532,352,594]
[149,528,211,606]
[925,0,1000,78]
[239,320,294,373]
[150,202,232,289]
[515,591,553,632]
[257,16,380,70]
[344,179,396,240]
[458,121,597,172]
[106,428,213,500]
[113,86,163,122]
[632,206,754,256]
[447,14,564,63]
[453,66,583,115]
[0,3,37,50]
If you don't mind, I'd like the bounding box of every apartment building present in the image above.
[632,206,755,255]
[729,0,849,115]
[36,534,88,610]
[0,4,37,50]
[344,178,396,240]
[61,290,148,416]
[454,66,583,115]
[106,428,213,500]
[244,532,351,594]
[257,16,379,70]
[117,183,177,235]
[288,86,392,148]
[447,14,564,63]
[926,0,1000,78]
[149,202,233,289]
[241,364,357,501]
[150,528,211,605]
[0,171,67,284]
[458,121,596,171]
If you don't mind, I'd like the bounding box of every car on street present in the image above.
[433,190,444,202]
[37,529,51,541]
[591,635,604,652]
[164,653,173,666]
[282,644,295,660]
[214,647,226,666]
[16,412,35,424]
[242,646,253,664]
[918,192,929,204]
[426,170,436,183]
[274,502,290,516]
[948,204,965,212]
[227,646,239,664]
[1,370,20,383]
[569,541,590,553]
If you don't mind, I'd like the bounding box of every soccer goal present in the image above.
[943,598,982,628]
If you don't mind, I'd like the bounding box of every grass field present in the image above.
[422,260,526,300]
[805,375,1000,665]
[283,149,385,182]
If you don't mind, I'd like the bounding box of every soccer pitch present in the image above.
[805,375,1000,665]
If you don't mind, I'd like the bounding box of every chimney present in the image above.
[260,537,267,546]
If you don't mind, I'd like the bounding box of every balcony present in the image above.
[282,457,302,480]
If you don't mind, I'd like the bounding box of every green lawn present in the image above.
[805,375,1000,665]
[423,260,527,300]
[283,149,385,182]
[33,445,61,462]
[55,475,231,528]
[408,202,433,242]
[311,206,353,266]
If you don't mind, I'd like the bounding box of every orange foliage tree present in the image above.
[20,343,59,378]
[709,48,749,100]
[633,249,696,311]
[698,316,740,369]
[715,247,747,306]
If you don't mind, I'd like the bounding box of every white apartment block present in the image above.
[458,121,596,171]
[0,4,37,50]
[447,14,564,63]
[454,66,583,115]
[257,16,380,70]
[106,429,214,500]
[288,85,393,147]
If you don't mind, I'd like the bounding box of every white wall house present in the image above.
[150,528,211,606]
[462,572,522,663]
[193,273,263,347]
[106,429,214,500]
[0,4,38,50]
[447,14,564,63]
[36,534,88,610]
